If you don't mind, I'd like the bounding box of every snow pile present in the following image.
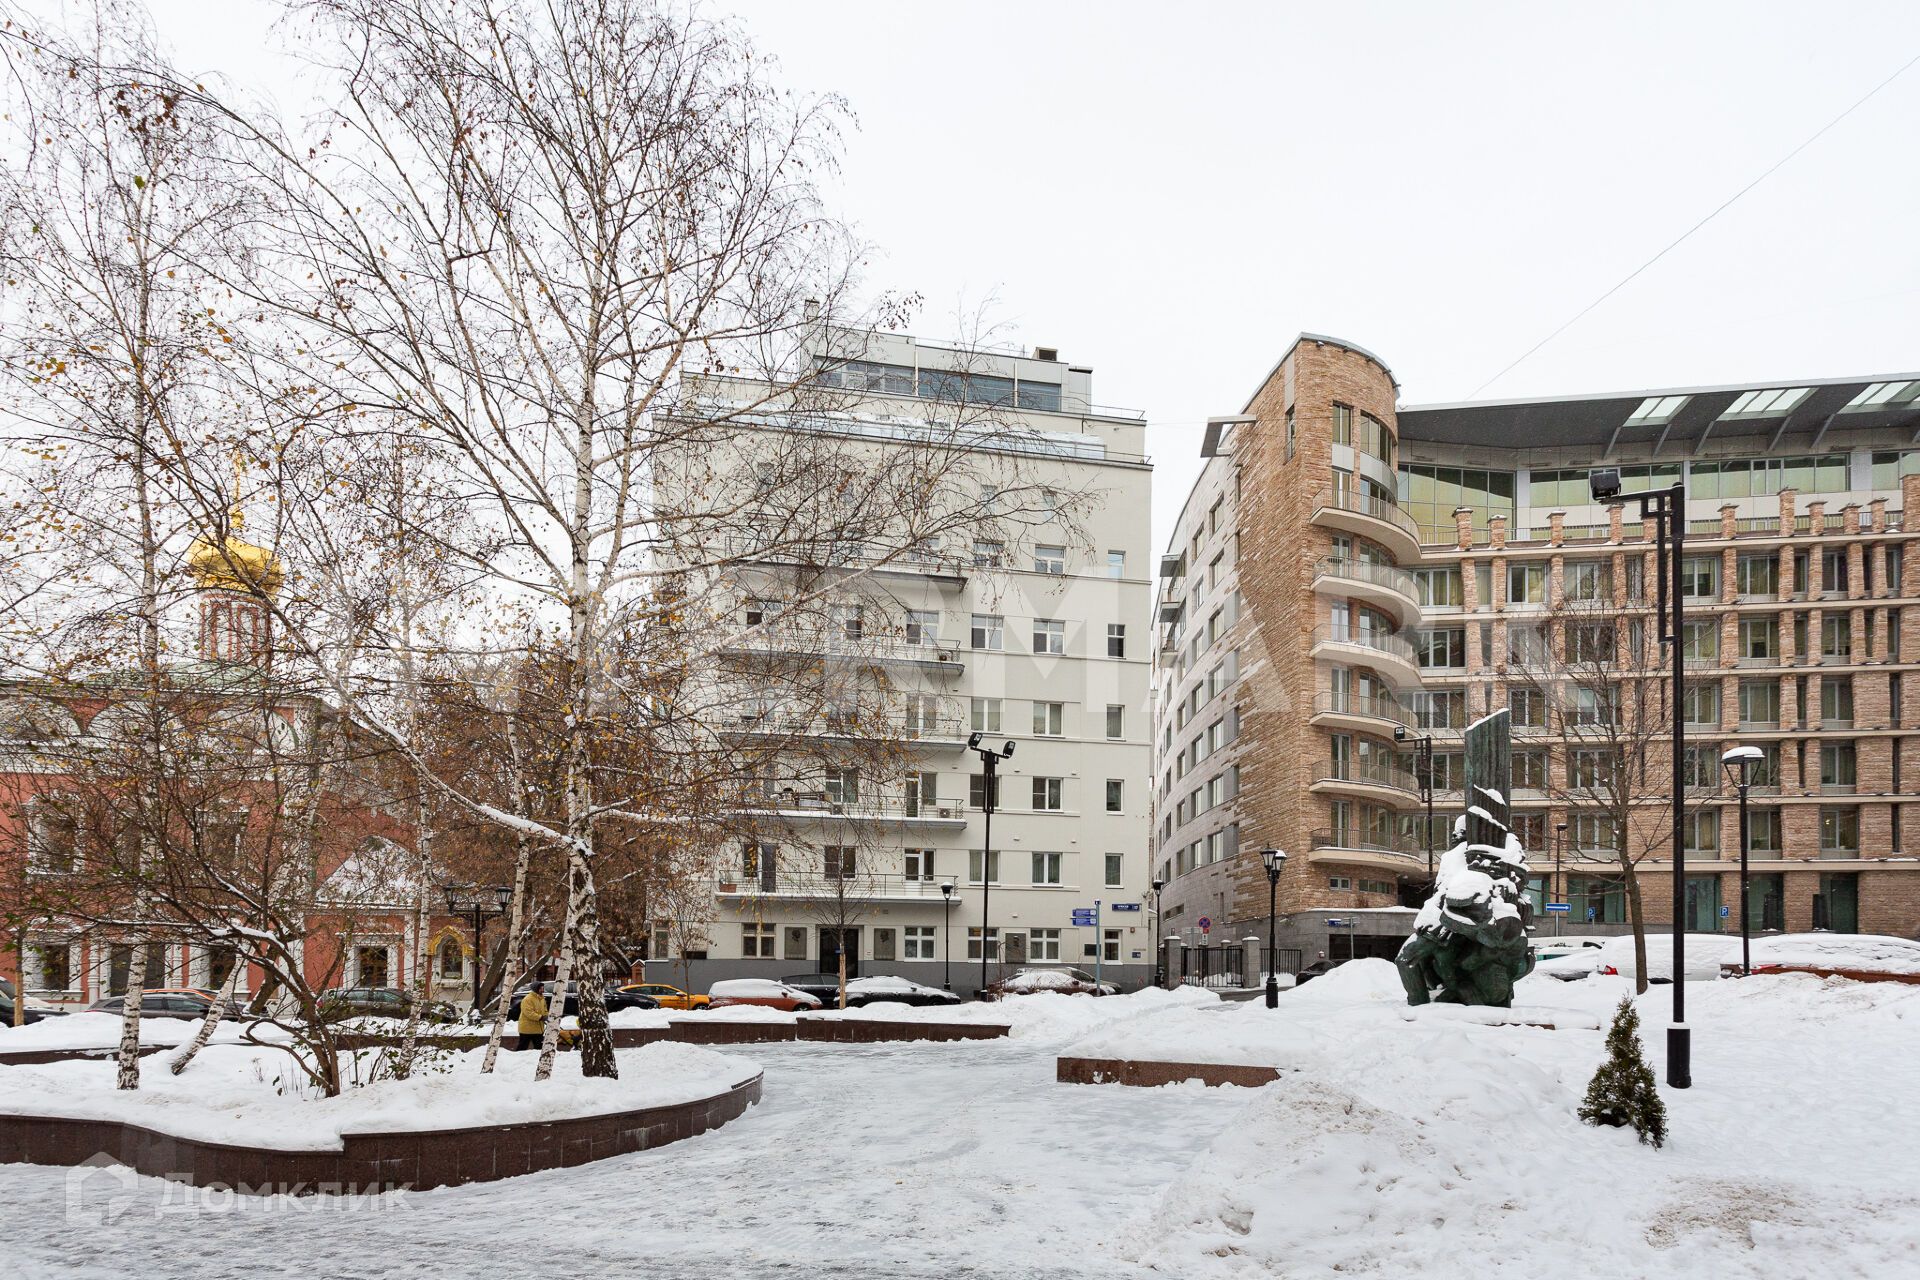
[0,1040,757,1150]
[1119,970,1920,1277]
[1746,932,1920,975]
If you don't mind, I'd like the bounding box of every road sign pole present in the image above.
[1093,900,1102,990]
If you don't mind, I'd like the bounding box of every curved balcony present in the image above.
[1310,625,1421,688]
[1308,690,1411,736]
[1311,558,1423,630]
[1309,758,1422,807]
[1306,828,1429,876]
[1310,487,1423,565]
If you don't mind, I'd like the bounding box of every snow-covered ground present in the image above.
[0,1040,756,1149]
[0,975,1912,1278]
[1099,961,1920,1278]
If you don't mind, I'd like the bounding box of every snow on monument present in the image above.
[1395,708,1535,1007]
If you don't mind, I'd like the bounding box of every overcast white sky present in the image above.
[135,0,1920,550]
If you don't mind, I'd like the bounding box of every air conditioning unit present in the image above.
[937,804,963,819]
[936,650,956,662]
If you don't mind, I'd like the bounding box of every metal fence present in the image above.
[1180,945,1246,989]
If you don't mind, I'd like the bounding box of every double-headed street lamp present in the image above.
[442,883,514,1015]
[940,876,957,991]
[1259,848,1286,1009]
[966,732,1015,997]
[1590,468,1691,1087]
[1722,745,1764,977]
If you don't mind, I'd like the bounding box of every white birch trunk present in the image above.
[169,953,245,1075]
[481,832,534,1075]
[115,942,148,1090]
[533,894,578,1083]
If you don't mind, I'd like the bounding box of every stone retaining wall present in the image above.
[0,1071,762,1194]
[1,1018,1010,1066]
[1055,1056,1283,1088]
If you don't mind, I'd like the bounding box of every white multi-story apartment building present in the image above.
[656,330,1155,996]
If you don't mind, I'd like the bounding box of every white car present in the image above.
[706,979,824,1011]
[1533,948,1607,982]
[1530,934,1613,962]
[1592,932,1739,984]
[1736,933,1920,978]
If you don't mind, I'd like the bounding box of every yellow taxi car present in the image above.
[617,981,710,1011]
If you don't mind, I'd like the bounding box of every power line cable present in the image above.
[1467,50,1920,400]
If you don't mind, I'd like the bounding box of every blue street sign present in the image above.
[1325,918,1352,928]
[1720,904,1730,918]
[1070,911,1098,925]
[1197,915,1212,931]
[1545,902,1571,914]
[1111,902,1142,913]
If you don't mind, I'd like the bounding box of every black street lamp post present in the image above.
[1259,848,1286,1009]
[966,732,1015,998]
[1151,878,1167,988]
[940,877,956,991]
[1395,727,1436,888]
[1722,746,1762,977]
[1591,469,1689,1087]
[442,883,514,1016]
[1554,821,1569,937]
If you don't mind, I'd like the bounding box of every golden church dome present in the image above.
[187,532,284,597]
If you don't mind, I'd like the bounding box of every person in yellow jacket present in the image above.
[516,982,548,1051]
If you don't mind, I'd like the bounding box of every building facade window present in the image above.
[1033,618,1065,654]
[970,613,1003,650]
[904,926,935,960]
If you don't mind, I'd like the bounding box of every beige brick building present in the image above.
[1153,339,1920,967]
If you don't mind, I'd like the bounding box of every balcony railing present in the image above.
[725,625,966,668]
[729,713,968,742]
[1312,486,1423,544]
[1318,757,1421,795]
[714,871,956,900]
[731,793,969,822]
[1307,828,1424,860]
[1311,690,1411,728]
[1315,557,1419,602]
[1312,625,1418,666]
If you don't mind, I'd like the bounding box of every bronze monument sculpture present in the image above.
[1395,709,1536,1007]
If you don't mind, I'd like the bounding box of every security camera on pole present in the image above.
[1590,466,1692,1088]
[965,732,1015,997]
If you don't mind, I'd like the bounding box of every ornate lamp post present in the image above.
[1259,848,1286,1009]
[441,883,514,1015]
[965,732,1015,997]
[1722,745,1763,977]
[940,877,957,991]
[1151,877,1167,989]
[1591,467,1689,1088]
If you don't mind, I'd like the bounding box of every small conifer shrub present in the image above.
[1579,997,1668,1148]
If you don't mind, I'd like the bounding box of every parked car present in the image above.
[89,988,248,1021]
[1290,959,1338,986]
[843,975,964,1008]
[1732,932,1920,978]
[508,981,659,1022]
[0,978,65,1025]
[1532,949,1607,982]
[319,986,460,1024]
[707,978,823,1011]
[1592,933,1738,984]
[982,967,1116,1000]
[1530,935,1613,962]
[780,973,850,1006]
[617,981,709,1011]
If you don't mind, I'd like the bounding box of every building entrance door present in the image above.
[818,928,861,979]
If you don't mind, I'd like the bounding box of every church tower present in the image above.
[186,465,284,666]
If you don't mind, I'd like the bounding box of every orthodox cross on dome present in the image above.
[186,454,284,666]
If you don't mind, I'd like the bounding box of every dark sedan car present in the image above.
[89,988,248,1021]
[1,978,65,1025]
[780,973,846,1006]
[508,981,658,1021]
[842,976,963,1008]
[319,986,460,1024]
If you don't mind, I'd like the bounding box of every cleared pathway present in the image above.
[0,1036,1254,1279]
